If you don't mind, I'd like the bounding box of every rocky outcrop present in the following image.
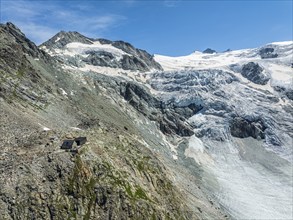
[40,31,93,49]
[203,48,216,54]
[273,86,293,101]
[120,81,194,136]
[111,41,163,71]
[230,117,266,139]
[259,47,278,59]
[0,22,47,58]
[0,22,56,108]
[241,62,270,85]
[83,51,119,68]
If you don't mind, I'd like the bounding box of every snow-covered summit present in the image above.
[40,31,162,72]
[154,41,293,71]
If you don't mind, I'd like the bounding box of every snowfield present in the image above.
[153,41,293,219]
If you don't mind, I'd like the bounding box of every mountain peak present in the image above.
[0,22,25,38]
[203,48,217,54]
[40,30,94,49]
[0,22,45,58]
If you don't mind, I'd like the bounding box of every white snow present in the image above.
[55,37,61,43]
[154,48,258,71]
[205,139,293,220]
[59,88,68,96]
[70,127,83,131]
[270,41,293,46]
[65,41,129,60]
[38,123,51,131]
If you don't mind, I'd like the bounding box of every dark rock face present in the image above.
[273,86,293,100]
[174,103,203,118]
[203,48,216,54]
[285,90,293,100]
[241,62,270,85]
[230,117,266,139]
[120,81,194,136]
[0,22,47,59]
[259,47,278,59]
[121,55,149,71]
[83,51,119,68]
[111,41,163,71]
[40,31,93,49]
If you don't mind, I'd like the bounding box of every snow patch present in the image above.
[38,123,51,131]
[59,88,68,96]
[64,41,129,60]
[270,41,293,46]
[55,37,61,43]
[70,127,83,131]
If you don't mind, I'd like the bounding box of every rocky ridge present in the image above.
[40,31,162,72]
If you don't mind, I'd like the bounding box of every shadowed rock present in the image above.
[241,62,270,85]
[230,117,266,139]
[259,47,278,59]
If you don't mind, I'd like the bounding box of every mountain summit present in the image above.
[40,31,163,72]
[40,31,94,49]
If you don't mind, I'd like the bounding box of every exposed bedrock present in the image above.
[230,116,266,139]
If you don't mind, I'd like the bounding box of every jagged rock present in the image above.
[119,81,194,136]
[112,41,163,71]
[83,51,119,68]
[230,117,266,139]
[285,90,293,100]
[241,62,270,85]
[40,31,93,49]
[259,47,278,59]
[203,48,216,54]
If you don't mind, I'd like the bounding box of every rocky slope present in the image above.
[0,22,227,219]
[1,22,292,220]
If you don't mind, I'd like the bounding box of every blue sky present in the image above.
[1,0,292,56]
